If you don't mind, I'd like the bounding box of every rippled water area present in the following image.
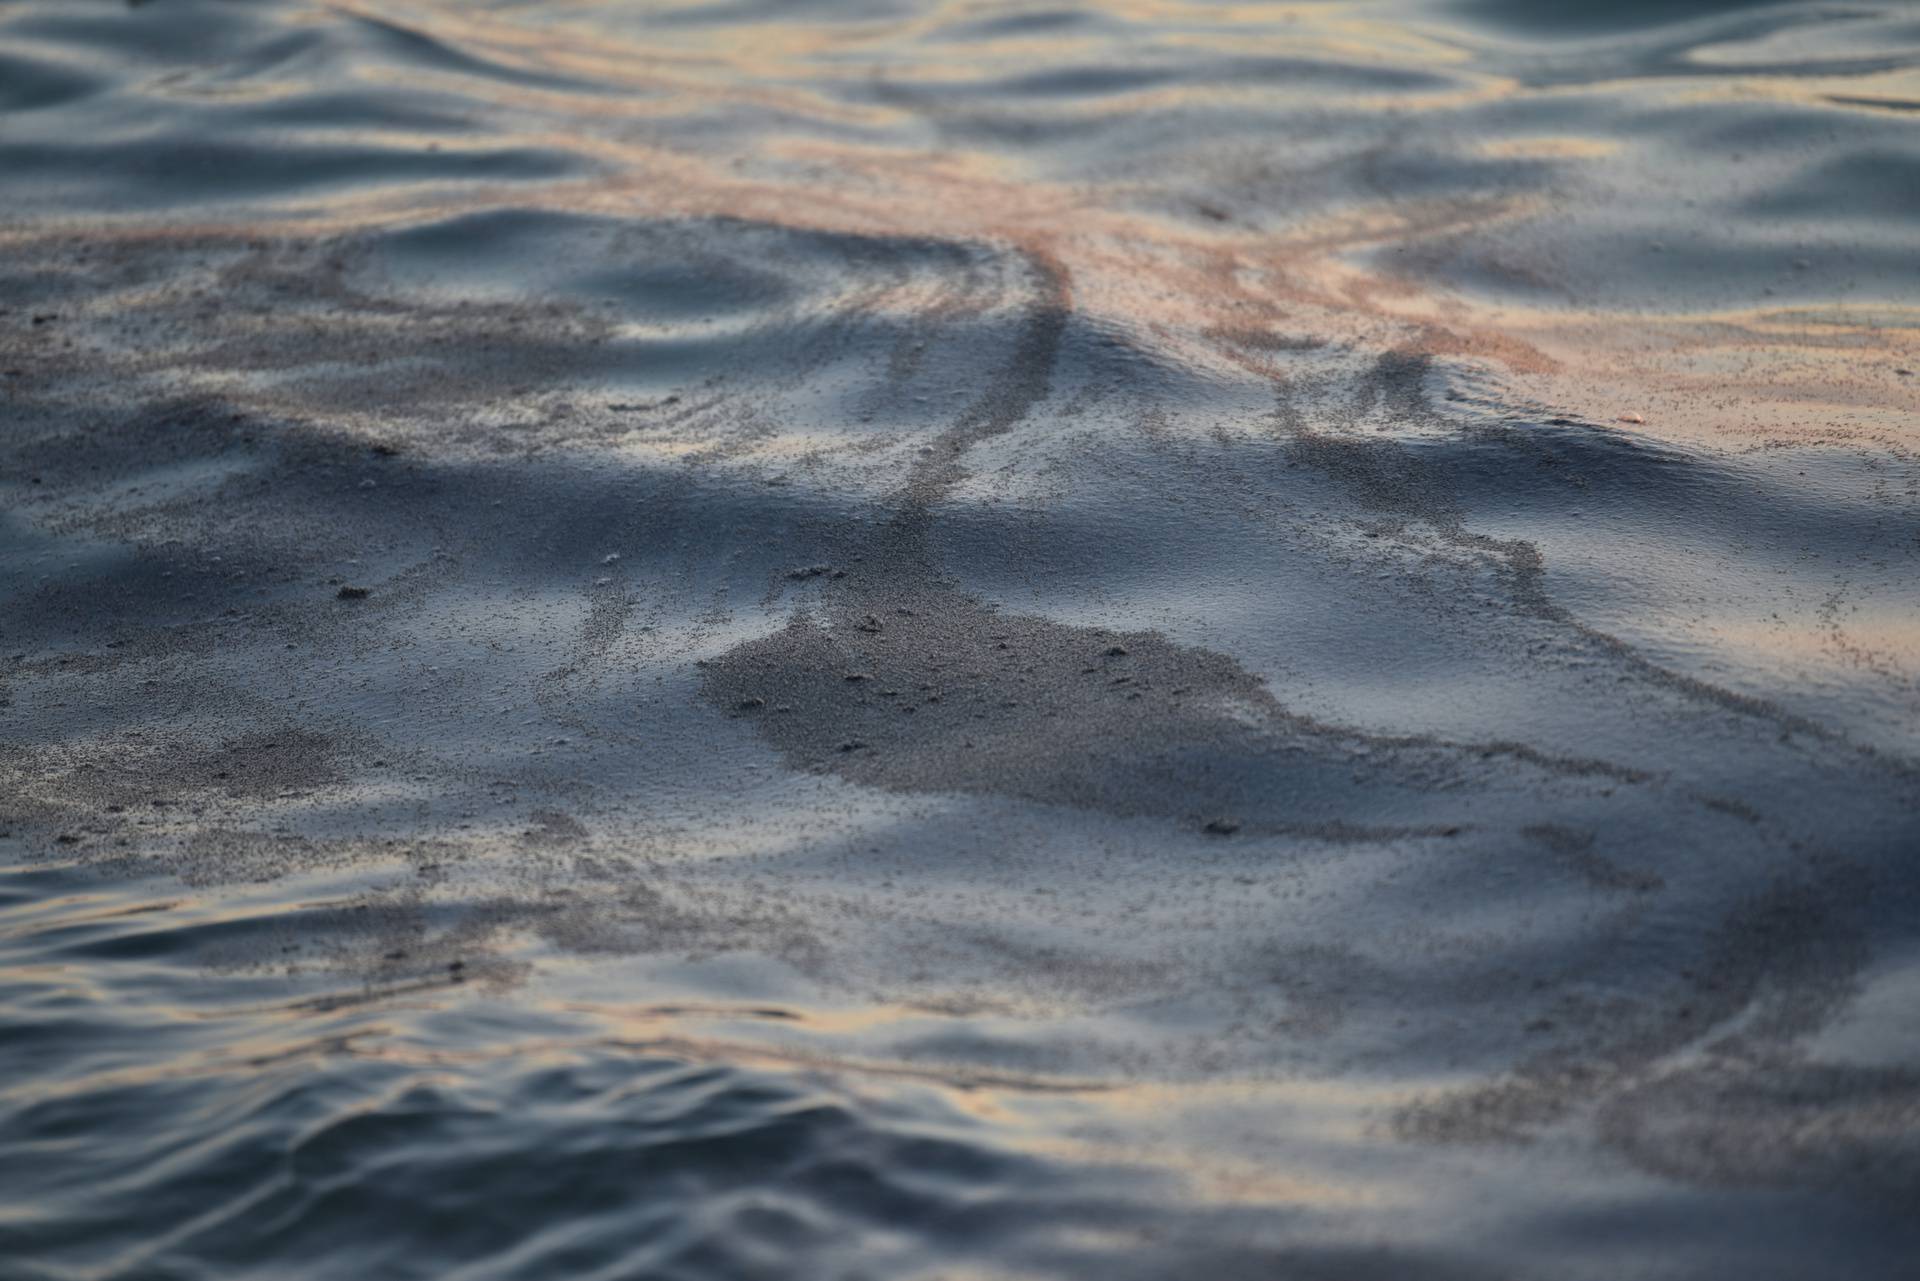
[4,1,1919,1277]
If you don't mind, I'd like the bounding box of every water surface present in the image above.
[3,1,1919,1277]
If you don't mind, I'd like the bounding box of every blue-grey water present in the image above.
[3,1,1919,1277]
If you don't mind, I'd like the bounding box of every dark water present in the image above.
[4,1,1920,1277]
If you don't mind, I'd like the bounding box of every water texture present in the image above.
[2,1,1918,1277]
